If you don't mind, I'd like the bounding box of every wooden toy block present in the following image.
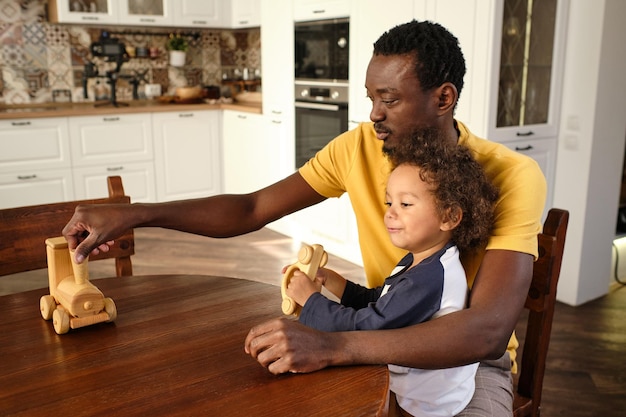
[40,236,117,334]
[281,243,328,316]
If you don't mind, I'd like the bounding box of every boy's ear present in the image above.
[441,206,462,231]
[436,82,458,114]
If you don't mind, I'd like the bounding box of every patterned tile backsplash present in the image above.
[0,0,261,104]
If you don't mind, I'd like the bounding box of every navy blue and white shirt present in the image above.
[299,243,478,417]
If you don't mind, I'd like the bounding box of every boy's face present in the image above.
[384,164,450,254]
[365,54,441,155]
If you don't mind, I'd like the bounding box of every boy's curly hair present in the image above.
[387,128,499,253]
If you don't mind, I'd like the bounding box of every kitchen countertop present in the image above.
[0,99,262,120]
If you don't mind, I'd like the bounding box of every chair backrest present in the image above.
[0,176,134,277]
[513,208,569,417]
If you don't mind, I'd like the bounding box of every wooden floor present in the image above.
[2,227,625,416]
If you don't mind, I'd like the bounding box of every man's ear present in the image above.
[436,82,458,114]
[441,206,462,231]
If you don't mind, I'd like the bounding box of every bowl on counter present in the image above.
[175,86,203,100]
[234,91,262,107]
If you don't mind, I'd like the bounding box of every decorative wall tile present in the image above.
[0,1,261,104]
[0,0,21,24]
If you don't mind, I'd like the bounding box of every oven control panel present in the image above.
[295,82,349,104]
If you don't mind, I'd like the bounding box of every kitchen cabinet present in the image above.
[294,0,350,21]
[224,0,261,28]
[0,117,74,208]
[118,0,174,27]
[153,110,221,201]
[47,0,119,25]
[68,114,156,201]
[221,110,267,194]
[0,169,75,210]
[503,137,557,222]
[173,0,223,28]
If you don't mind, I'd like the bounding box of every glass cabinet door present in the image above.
[493,0,568,140]
[48,0,118,24]
[118,0,173,26]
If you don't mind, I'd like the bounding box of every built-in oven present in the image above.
[294,18,349,169]
[294,18,349,81]
[294,82,349,168]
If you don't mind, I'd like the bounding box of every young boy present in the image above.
[286,128,499,417]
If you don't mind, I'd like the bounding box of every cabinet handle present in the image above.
[11,121,31,126]
[192,20,207,25]
[238,20,249,25]
[107,166,124,172]
[139,18,156,23]
[272,120,282,124]
[516,131,534,137]
[17,174,37,180]
[178,113,194,118]
[271,110,283,115]
[313,9,326,14]
[103,117,120,122]
[237,114,247,119]
[515,145,534,152]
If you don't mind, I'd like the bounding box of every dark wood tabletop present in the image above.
[0,275,389,416]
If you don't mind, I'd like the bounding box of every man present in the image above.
[64,21,545,415]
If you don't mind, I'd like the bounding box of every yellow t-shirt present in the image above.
[299,121,546,370]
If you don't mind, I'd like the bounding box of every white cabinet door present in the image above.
[226,0,261,28]
[68,113,155,202]
[68,114,153,167]
[118,0,174,26]
[222,110,267,194]
[0,117,71,173]
[348,0,414,125]
[73,162,156,202]
[153,110,222,201]
[0,169,74,209]
[503,137,557,221]
[47,0,119,24]
[261,0,294,113]
[173,0,223,28]
[294,0,350,21]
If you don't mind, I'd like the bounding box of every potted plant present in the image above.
[166,34,188,67]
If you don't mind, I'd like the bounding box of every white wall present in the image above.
[552,0,626,305]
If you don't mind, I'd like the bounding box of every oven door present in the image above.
[295,100,348,168]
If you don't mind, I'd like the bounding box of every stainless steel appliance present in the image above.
[294,18,349,168]
[294,81,348,168]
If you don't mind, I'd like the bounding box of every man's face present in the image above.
[365,54,440,154]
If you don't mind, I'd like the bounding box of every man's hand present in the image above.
[62,204,126,263]
[244,317,339,375]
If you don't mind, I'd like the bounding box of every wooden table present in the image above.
[0,275,389,416]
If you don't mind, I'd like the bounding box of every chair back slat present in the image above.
[0,176,134,277]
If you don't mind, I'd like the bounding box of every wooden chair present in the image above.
[513,208,569,417]
[0,176,134,278]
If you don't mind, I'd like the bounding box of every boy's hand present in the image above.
[285,270,321,306]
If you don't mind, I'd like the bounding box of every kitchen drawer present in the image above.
[0,168,74,209]
[69,114,153,167]
[73,162,156,202]
[0,117,71,173]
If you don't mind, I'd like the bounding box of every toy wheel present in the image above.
[320,252,328,267]
[104,298,117,322]
[40,295,56,320]
[298,245,313,264]
[52,309,70,334]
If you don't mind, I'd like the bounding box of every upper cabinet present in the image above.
[173,0,223,28]
[47,0,119,25]
[488,0,569,142]
[117,0,174,27]
[48,0,260,28]
[294,0,350,21]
